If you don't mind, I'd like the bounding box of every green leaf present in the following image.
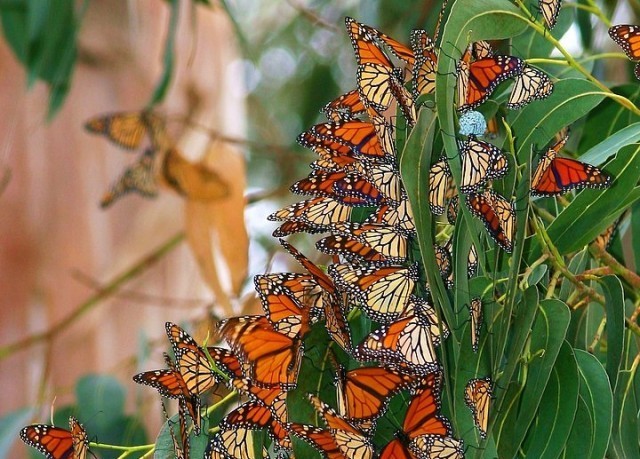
[149,0,179,106]
[565,350,613,459]
[400,109,454,320]
[580,84,640,152]
[76,374,125,423]
[508,79,607,162]
[609,332,640,458]
[522,341,579,459]
[155,414,208,459]
[496,299,570,458]
[600,276,625,389]
[633,201,640,271]
[580,122,640,164]
[511,3,574,59]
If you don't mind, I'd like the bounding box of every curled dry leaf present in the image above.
[182,141,248,316]
[161,147,230,201]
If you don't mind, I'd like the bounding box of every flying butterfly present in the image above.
[464,377,493,438]
[316,234,389,263]
[539,0,562,29]
[467,189,516,253]
[329,263,419,323]
[531,134,611,196]
[100,148,158,208]
[357,295,445,375]
[609,25,640,79]
[20,417,89,459]
[346,17,416,126]
[84,110,164,150]
[507,65,554,110]
[459,136,509,193]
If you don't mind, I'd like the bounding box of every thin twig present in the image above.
[285,0,340,32]
[71,269,210,308]
[0,232,184,360]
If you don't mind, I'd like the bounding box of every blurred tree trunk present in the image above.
[0,0,246,441]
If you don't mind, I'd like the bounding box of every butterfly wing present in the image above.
[459,56,524,111]
[21,417,88,459]
[507,65,554,110]
[464,378,493,438]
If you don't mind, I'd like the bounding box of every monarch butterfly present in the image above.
[593,214,624,250]
[457,49,524,112]
[469,298,483,352]
[298,131,361,168]
[507,65,554,110]
[307,394,375,459]
[255,272,325,324]
[329,263,419,323]
[268,197,352,232]
[291,170,383,206]
[464,377,493,438]
[166,322,223,396]
[459,136,509,193]
[21,417,89,459]
[360,162,404,202]
[311,120,389,160]
[539,0,562,29]
[467,189,516,252]
[346,17,416,126]
[609,25,640,79]
[316,234,389,263]
[216,396,292,455]
[217,315,303,389]
[254,275,312,339]
[446,194,459,224]
[531,134,611,196]
[379,373,463,459]
[410,29,438,98]
[280,240,353,353]
[371,115,398,158]
[360,22,416,68]
[357,295,444,374]
[366,196,416,234]
[84,110,164,150]
[100,148,158,208]
[334,365,416,421]
[435,243,455,288]
[468,243,479,278]
[161,147,229,201]
[287,423,348,459]
[330,222,409,262]
[472,40,494,59]
[323,89,368,121]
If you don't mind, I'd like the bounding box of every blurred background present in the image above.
[0,0,634,456]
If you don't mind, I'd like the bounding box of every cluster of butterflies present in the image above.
[20,5,628,458]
